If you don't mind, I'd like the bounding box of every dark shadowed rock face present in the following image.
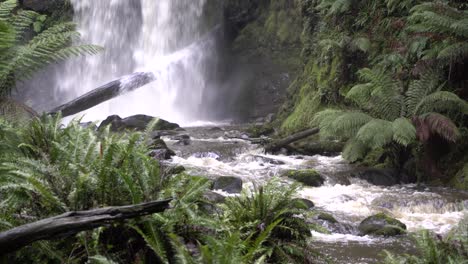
[21,0,64,12]
[358,213,406,237]
[212,176,243,194]
[148,139,176,160]
[352,168,403,186]
[98,115,180,132]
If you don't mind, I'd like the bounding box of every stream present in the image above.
[162,125,468,264]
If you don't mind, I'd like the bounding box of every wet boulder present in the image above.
[166,165,186,175]
[284,169,325,187]
[293,141,345,157]
[317,213,337,223]
[212,176,243,194]
[292,198,315,209]
[173,134,191,146]
[358,213,406,237]
[99,115,180,132]
[203,191,226,204]
[352,168,401,186]
[148,139,175,160]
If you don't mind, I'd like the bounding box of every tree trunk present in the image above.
[0,199,171,255]
[264,128,320,153]
[48,72,156,118]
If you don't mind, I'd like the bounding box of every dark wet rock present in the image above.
[284,169,325,187]
[208,127,223,132]
[148,139,175,160]
[246,124,275,138]
[292,198,315,209]
[352,168,402,186]
[212,176,243,194]
[166,165,186,175]
[358,213,406,237]
[173,134,191,146]
[98,115,180,132]
[293,141,345,157]
[21,0,64,12]
[203,191,226,204]
[318,213,337,223]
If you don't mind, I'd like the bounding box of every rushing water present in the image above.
[163,126,468,263]
[54,0,221,125]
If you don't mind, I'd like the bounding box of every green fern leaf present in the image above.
[392,118,416,146]
[356,119,394,148]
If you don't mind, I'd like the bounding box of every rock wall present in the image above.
[223,0,303,122]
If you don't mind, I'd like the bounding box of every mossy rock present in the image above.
[358,213,406,237]
[292,198,315,209]
[284,169,325,187]
[166,166,186,175]
[212,176,243,194]
[318,213,337,223]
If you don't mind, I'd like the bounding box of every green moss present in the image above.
[284,169,324,187]
[358,213,407,237]
[450,163,468,191]
[318,213,337,223]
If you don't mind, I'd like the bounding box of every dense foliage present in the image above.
[273,0,468,184]
[0,115,316,263]
[0,0,101,96]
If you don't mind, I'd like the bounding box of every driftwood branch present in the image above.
[48,72,156,118]
[0,199,171,255]
[265,128,320,153]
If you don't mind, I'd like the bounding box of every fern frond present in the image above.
[329,112,373,139]
[0,0,16,21]
[342,138,368,162]
[10,9,38,39]
[414,91,468,116]
[356,119,394,148]
[414,113,459,142]
[392,118,416,146]
[406,70,442,114]
[437,42,468,64]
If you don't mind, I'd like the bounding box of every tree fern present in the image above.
[0,1,102,95]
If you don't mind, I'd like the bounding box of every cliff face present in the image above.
[223,0,303,121]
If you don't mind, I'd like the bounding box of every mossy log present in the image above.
[265,128,319,153]
[48,72,156,118]
[0,199,171,255]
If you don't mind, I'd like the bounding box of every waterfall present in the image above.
[56,0,220,125]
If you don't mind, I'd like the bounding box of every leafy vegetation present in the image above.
[276,0,468,183]
[0,114,316,263]
[383,218,468,264]
[0,0,102,96]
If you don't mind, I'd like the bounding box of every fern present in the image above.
[0,1,102,95]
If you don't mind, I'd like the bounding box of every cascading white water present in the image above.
[57,0,219,125]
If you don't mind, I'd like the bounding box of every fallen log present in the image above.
[0,199,171,255]
[48,72,156,118]
[264,128,320,153]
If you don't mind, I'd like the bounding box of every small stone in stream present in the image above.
[292,198,315,209]
[203,191,226,204]
[284,169,325,187]
[166,165,186,175]
[358,213,406,237]
[208,127,223,132]
[318,213,338,223]
[212,176,243,194]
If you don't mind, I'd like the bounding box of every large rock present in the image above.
[293,141,345,157]
[358,213,406,237]
[212,176,243,194]
[98,115,180,132]
[352,168,402,186]
[148,139,175,160]
[284,169,325,187]
[292,198,315,209]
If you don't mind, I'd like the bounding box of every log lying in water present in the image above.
[48,72,156,118]
[0,199,171,255]
[264,128,320,153]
